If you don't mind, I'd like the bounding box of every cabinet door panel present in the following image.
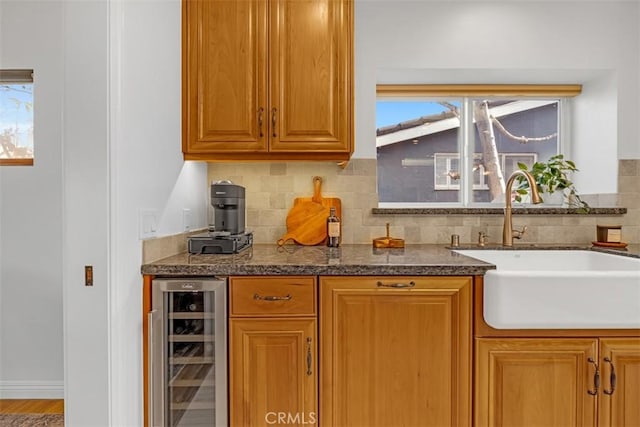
[320,276,471,427]
[230,318,317,427]
[475,338,598,427]
[599,338,640,427]
[184,0,267,151]
[270,0,351,152]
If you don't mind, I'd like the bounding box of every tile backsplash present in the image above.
[207,159,640,246]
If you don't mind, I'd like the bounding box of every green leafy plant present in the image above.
[514,154,590,212]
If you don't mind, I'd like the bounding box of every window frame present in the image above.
[0,69,34,166]
[376,84,580,207]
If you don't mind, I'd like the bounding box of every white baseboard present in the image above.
[0,380,64,399]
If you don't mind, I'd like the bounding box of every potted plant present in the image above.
[514,154,590,212]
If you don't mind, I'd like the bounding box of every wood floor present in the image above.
[0,399,64,414]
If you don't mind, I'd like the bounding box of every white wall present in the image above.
[109,0,207,425]
[0,0,206,424]
[0,0,64,398]
[62,1,111,424]
[354,0,640,194]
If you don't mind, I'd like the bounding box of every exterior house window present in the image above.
[0,69,34,166]
[433,152,537,191]
[376,85,580,206]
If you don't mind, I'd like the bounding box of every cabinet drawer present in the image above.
[320,276,472,291]
[230,276,316,316]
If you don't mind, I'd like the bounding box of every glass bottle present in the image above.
[326,207,340,247]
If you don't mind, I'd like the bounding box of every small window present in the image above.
[1,69,34,166]
[377,85,580,206]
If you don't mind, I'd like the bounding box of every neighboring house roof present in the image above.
[376,99,557,148]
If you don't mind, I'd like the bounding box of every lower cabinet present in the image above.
[475,337,640,427]
[229,276,317,427]
[598,338,640,427]
[319,276,473,427]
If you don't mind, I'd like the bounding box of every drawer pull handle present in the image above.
[306,337,313,376]
[253,293,292,302]
[376,281,416,288]
[603,357,616,395]
[587,357,600,396]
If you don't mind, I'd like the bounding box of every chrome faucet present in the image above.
[503,170,542,246]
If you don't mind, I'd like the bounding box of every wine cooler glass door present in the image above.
[151,279,227,427]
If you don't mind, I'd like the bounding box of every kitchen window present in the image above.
[0,69,34,166]
[433,152,537,191]
[376,84,580,206]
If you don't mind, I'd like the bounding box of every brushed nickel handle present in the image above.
[603,357,616,395]
[253,293,292,302]
[271,107,277,137]
[376,281,416,288]
[258,107,264,137]
[306,337,312,376]
[587,357,600,396]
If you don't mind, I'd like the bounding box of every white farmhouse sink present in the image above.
[455,250,640,329]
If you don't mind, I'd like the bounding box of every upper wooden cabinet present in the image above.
[183,0,353,161]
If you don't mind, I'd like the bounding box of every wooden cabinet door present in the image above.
[599,338,640,427]
[268,0,352,153]
[230,318,317,427]
[183,0,268,153]
[475,338,598,427]
[320,276,472,427]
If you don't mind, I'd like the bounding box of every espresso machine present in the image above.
[188,180,253,254]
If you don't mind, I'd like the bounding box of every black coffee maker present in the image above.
[188,180,253,254]
[211,180,245,234]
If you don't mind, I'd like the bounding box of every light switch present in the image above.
[139,209,159,239]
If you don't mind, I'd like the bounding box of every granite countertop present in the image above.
[141,243,640,277]
[141,244,495,277]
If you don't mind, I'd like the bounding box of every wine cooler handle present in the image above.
[306,337,313,376]
[254,293,292,302]
[147,310,155,427]
[603,357,616,395]
[587,357,600,396]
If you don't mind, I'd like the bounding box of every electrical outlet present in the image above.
[183,208,192,231]
[139,209,159,239]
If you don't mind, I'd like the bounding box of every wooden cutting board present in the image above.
[293,176,342,222]
[277,177,341,246]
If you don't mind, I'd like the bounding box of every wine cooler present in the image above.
[149,278,227,427]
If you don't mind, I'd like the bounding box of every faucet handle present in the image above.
[512,225,528,240]
[478,231,489,246]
